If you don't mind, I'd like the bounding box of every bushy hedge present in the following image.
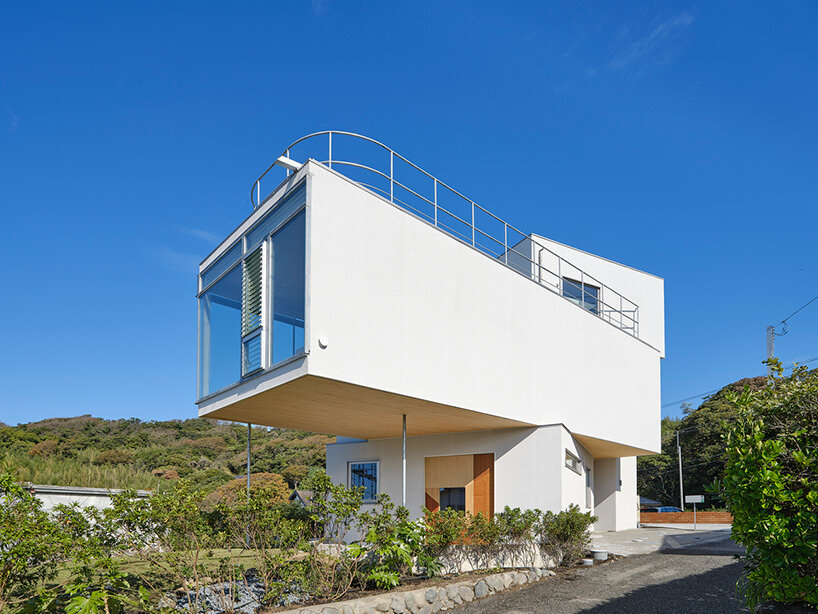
[720,361,818,608]
[0,470,597,613]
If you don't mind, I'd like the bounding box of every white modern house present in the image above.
[196,132,664,531]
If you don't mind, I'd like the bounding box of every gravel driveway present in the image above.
[454,553,813,613]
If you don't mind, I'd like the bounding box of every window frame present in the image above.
[561,277,601,315]
[347,460,380,503]
[195,180,308,403]
[565,449,582,475]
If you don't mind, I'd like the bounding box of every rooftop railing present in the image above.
[250,131,639,338]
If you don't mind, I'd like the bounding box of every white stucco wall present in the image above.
[326,426,570,519]
[592,456,638,531]
[307,163,662,453]
[530,235,665,358]
[326,424,634,531]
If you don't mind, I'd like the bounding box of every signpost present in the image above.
[685,494,704,529]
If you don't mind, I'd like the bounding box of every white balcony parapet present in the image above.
[250,131,640,338]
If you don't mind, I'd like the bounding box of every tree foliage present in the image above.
[638,377,766,507]
[719,361,818,608]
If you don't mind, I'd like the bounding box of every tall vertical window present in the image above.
[271,211,306,364]
[199,265,242,397]
[349,461,378,501]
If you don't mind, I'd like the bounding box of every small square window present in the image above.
[565,450,581,474]
[349,461,378,501]
[439,487,466,512]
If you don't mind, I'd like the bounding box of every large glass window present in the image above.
[562,277,599,315]
[197,192,306,399]
[349,461,378,501]
[199,265,242,397]
[271,211,306,364]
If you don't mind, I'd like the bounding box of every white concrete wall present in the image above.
[326,425,634,531]
[561,430,594,514]
[327,426,569,520]
[308,163,661,453]
[592,456,638,531]
[531,235,665,357]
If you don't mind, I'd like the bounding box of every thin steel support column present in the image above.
[402,414,407,507]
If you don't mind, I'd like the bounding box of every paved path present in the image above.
[456,553,812,613]
[590,526,742,557]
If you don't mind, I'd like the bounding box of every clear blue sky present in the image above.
[2,2,817,425]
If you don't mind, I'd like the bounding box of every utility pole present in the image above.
[766,325,775,377]
[677,430,684,510]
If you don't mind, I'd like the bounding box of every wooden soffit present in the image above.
[200,374,531,439]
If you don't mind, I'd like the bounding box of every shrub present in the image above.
[536,504,597,566]
[464,512,501,571]
[28,439,59,458]
[419,508,467,574]
[719,361,818,608]
[92,449,132,466]
[227,489,308,604]
[202,472,288,509]
[353,494,436,589]
[495,506,539,568]
[0,474,62,610]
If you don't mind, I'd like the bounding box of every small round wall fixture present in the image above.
[317,336,329,349]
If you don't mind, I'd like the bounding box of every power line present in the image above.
[637,456,727,475]
[661,388,722,408]
[780,293,818,325]
[661,355,818,411]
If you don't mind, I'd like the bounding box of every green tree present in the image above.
[0,474,62,611]
[719,361,818,608]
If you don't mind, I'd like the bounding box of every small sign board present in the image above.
[685,495,704,504]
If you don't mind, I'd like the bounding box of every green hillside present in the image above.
[637,375,767,507]
[0,415,333,492]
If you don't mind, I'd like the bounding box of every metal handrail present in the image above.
[250,131,640,338]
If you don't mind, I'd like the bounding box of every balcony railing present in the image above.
[250,131,639,338]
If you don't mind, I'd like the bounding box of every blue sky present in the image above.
[1,2,817,425]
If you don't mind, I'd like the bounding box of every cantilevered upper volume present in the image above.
[196,132,664,458]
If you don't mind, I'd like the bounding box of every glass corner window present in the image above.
[197,202,306,400]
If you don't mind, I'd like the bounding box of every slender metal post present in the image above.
[766,325,775,376]
[471,203,475,246]
[433,180,438,227]
[402,414,407,507]
[246,423,251,545]
[677,430,684,510]
[503,223,508,264]
[390,151,394,202]
[328,132,332,169]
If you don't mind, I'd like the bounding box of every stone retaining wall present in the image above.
[279,567,556,614]
[640,511,732,524]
